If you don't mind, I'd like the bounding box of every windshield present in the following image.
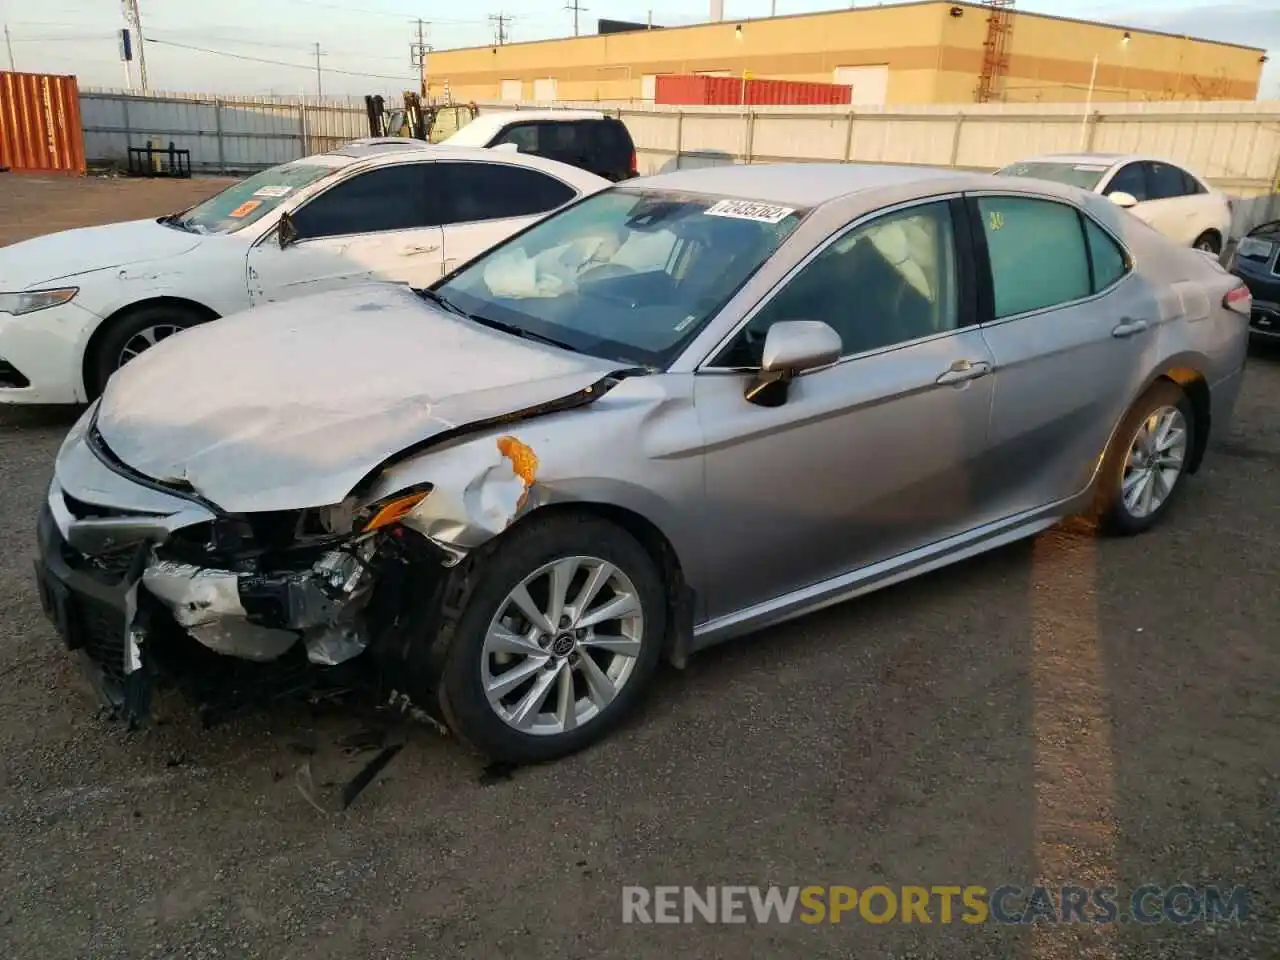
[433,189,807,367]
[995,161,1110,191]
[167,159,349,234]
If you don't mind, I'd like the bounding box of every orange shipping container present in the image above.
[656,74,852,106]
[0,71,86,175]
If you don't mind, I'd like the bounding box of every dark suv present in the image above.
[441,110,639,183]
[1229,219,1280,341]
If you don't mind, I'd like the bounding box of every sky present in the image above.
[1,0,1276,99]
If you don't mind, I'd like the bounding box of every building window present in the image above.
[499,79,523,102]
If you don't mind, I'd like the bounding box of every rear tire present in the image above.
[88,303,208,399]
[1192,231,1221,256]
[1095,380,1196,536]
[435,514,666,764]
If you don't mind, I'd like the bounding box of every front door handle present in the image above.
[936,359,992,385]
[1112,318,1150,338]
[400,243,441,256]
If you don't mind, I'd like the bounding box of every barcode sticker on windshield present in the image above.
[704,199,795,224]
[253,185,294,198]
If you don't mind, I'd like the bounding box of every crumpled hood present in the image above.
[94,283,620,512]
[0,218,205,288]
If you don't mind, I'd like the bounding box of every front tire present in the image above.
[88,303,207,398]
[1095,380,1195,536]
[436,514,666,764]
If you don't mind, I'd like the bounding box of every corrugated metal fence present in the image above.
[79,88,369,173]
[0,71,85,174]
[481,98,1280,233]
[67,89,1280,232]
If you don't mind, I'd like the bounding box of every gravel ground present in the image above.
[0,175,1276,960]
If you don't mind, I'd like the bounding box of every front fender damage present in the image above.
[97,370,641,729]
[396,433,541,565]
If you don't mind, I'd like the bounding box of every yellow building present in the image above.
[426,1,1265,106]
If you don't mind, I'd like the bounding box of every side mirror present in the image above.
[745,320,843,407]
[492,142,521,153]
[278,210,299,248]
[1108,191,1138,209]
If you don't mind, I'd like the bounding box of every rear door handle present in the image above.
[936,359,992,385]
[1112,318,1150,338]
[400,243,440,256]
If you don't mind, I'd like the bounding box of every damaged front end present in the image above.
[34,483,430,726]
[33,397,567,729]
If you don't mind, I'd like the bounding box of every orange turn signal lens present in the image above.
[362,491,429,532]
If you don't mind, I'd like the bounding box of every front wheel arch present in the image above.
[81,296,220,399]
[491,501,694,667]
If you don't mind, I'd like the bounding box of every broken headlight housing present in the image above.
[0,287,79,316]
[352,484,433,534]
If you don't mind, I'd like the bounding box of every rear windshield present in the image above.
[995,161,1109,192]
[166,159,349,235]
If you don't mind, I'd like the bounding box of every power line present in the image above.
[410,19,431,96]
[143,37,411,80]
[565,0,587,37]
[489,12,511,45]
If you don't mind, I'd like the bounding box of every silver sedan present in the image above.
[35,163,1252,763]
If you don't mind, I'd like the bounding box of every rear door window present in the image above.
[1144,162,1191,200]
[439,162,577,222]
[1179,168,1207,195]
[978,196,1091,318]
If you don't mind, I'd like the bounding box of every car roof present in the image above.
[472,109,608,124]
[334,137,435,156]
[304,142,612,188]
[630,163,968,208]
[441,109,612,147]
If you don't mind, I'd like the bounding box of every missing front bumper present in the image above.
[34,504,387,726]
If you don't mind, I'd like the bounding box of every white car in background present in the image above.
[0,142,608,405]
[996,153,1233,255]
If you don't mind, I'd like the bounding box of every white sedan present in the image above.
[0,142,609,404]
[995,153,1233,255]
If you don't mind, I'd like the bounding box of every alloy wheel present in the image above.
[481,555,644,736]
[118,323,185,369]
[1122,405,1188,519]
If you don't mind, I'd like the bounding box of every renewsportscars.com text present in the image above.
[621,884,1251,925]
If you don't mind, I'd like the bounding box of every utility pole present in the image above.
[313,42,323,99]
[121,0,149,92]
[411,19,432,97]
[565,0,587,36]
[489,12,510,45]
[4,24,15,72]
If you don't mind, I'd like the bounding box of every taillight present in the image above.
[1224,284,1252,316]
[629,149,638,177]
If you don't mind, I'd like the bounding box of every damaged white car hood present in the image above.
[0,218,205,287]
[94,283,621,512]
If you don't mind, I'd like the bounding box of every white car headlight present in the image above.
[0,287,79,316]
